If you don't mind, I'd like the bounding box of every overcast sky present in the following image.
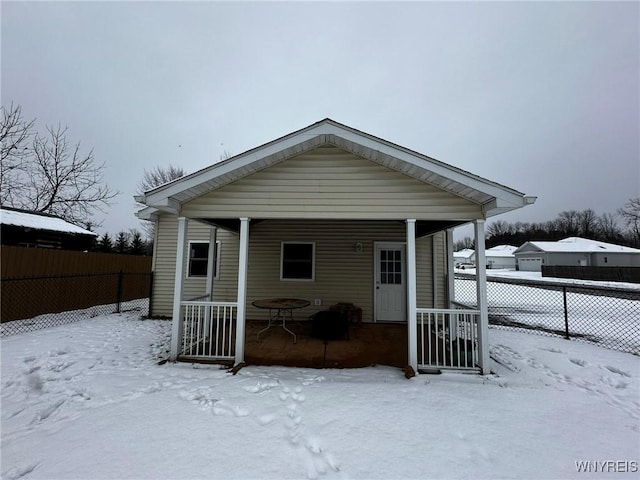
[2,1,638,238]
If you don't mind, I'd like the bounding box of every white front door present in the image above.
[375,243,407,322]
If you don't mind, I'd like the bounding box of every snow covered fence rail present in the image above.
[455,273,640,355]
[1,272,153,336]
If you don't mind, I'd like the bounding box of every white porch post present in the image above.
[234,217,250,365]
[170,217,188,361]
[206,226,217,301]
[446,228,455,308]
[406,219,418,371]
[203,226,218,339]
[474,219,490,374]
[431,236,438,308]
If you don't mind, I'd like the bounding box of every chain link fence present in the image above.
[455,273,640,355]
[1,272,152,336]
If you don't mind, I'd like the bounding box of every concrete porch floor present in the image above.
[244,320,408,369]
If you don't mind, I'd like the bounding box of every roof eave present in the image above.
[138,119,536,216]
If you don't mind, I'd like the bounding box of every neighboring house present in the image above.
[514,237,640,272]
[485,245,517,270]
[136,118,535,374]
[453,248,475,267]
[0,206,97,250]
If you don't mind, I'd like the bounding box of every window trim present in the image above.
[186,240,221,279]
[280,241,315,281]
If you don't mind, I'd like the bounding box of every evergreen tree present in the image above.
[115,231,129,253]
[129,230,145,255]
[98,233,113,253]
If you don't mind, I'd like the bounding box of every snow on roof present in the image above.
[453,248,475,259]
[0,207,97,236]
[485,245,517,257]
[517,237,640,254]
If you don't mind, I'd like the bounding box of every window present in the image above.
[281,242,315,281]
[187,241,220,278]
[604,256,608,264]
[380,248,402,284]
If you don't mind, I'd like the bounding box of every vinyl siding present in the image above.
[180,146,482,221]
[152,218,441,320]
[151,214,239,316]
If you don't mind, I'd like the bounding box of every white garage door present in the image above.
[519,257,543,272]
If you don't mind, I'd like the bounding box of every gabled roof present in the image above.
[0,207,97,236]
[486,245,517,257]
[454,248,476,259]
[137,119,535,218]
[514,237,640,255]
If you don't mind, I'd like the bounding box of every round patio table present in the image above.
[252,298,310,344]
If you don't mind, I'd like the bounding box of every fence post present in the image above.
[116,270,123,313]
[562,286,570,339]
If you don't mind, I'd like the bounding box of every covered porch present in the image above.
[137,119,535,375]
[176,294,483,372]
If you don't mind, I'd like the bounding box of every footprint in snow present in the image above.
[258,413,276,426]
[604,365,631,377]
[540,347,564,354]
[569,358,588,367]
[31,399,65,424]
[3,462,39,480]
[212,400,249,417]
[243,379,279,393]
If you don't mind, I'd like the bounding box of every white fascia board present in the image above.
[143,134,327,207]
[135,206,159,221]
[482,197,531,217]
[142,118,532,213]
[326,130,529,206]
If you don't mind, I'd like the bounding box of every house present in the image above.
[136,118,536,374]
[485,245,517,269]
[453,248,475,267]
[0,206,97,250]
[514,237,640,272]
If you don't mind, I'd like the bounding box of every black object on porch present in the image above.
[310,310,350,341]
[309,310,350,368]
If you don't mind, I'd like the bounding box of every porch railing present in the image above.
[417,307,480,371]
[180,301,237,361]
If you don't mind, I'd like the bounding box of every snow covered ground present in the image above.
[2,313,639,479]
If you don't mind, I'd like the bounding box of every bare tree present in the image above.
[453,236,474,251]
[618,197,640,246]
[137,164,185,197]
[21,124,117,225]
[1,103,34,206]
[555,210,580,237]
[486,220,513,238]
[577,209,598,238]
[597,212,622,242]
[136,164,185,239]
[1,105,116,226]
